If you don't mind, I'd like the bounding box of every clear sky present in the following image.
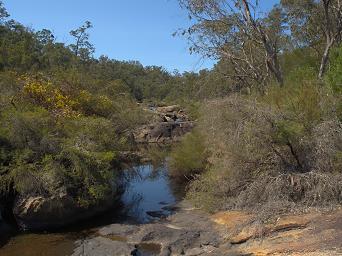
[3,0,279,72]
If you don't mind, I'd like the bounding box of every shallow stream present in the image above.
[0,161,183,256]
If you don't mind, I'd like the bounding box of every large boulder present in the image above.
[13,190,116,231]
[134,121,194,143]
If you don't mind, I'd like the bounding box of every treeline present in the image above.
[0,6,233,104]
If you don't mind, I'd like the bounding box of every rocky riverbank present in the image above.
[72,201,225,256]
[134,105,194,144]
[0,104,194,231]
[72,201,342,256]
[13,193,118,231]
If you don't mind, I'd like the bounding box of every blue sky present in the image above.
[4,0,279,72]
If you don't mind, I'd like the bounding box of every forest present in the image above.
[0,0,341,244]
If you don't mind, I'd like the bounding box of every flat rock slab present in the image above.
[72,237,135,256]
[213,209,342,256]
[73,201,224,256]
[98,224,139,237]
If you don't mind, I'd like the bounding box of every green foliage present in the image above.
[0,0,341,219]
[169,130,208,179]
[264,68,332,131]
[326,46,342,121]
[2,107,58,153]
[327,47,342,94]
[55,147,114,206]
[62,116,123,152]
[281,48,319,77]
[69,21,94,61]
[274,120,305,144]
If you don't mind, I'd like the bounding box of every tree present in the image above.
[0,1,9,23]
[179,0,286,88]
[318,0,342,79]
[69,21,95,60]
[282,0,342,79]
[36,29,55,45]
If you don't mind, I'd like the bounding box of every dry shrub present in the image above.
[187,94,342,214]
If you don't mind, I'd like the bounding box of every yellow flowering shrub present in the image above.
[20,75,80,117]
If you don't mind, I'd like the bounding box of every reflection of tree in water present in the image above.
[120,155,186,223]
[167,176,186,200]
[122,192,144,221]
[124,164,166,184]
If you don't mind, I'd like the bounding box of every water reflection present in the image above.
[121,163,178,223]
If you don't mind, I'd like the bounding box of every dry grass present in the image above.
[186,93,342,216]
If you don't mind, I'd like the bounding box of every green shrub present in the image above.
[169,130,208,180]
[55,147,115,207]
[61,116,123,152]
[326,47,342,95]
[263,68,328,130]
[326,47,342,121]
[1,107,60,155]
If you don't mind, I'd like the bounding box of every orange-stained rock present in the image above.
[269,214,314,233]
[211,209,342,256]
[230,225,262,244]
[211,211,253,230]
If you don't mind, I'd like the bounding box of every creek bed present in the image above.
[0,161,183,256]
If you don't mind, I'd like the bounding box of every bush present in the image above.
[1,107,60,155]
[186,80,341,214]
[326,46,342,121]
[326,47,342,95]
[169,130,208,180]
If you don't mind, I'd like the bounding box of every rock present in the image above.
[98,224,139,237]
[211,211,253,230]
[134,242,162,255]
[269,215,311,233]
[133,105,194,143]
[185,245,217,256]
[13,192,115,231]
[134,121,194,143]
[149,122,174,139]
[156,105,181,113]
[230,225,261,244]
[230,214,312,245]
[214,210,342,256]
[130,223,179,243]
[161,204,180,211]
[164,115,174,122]
[201,245,217,253]
[146,210,168,218]
[159,201,169,205]
[72,237,135,256]
[162,230,200,254]
[185,247,205,255]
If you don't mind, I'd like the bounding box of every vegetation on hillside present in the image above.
[0,0,341,220]
[0,1,235,209]
[170,0,342,216]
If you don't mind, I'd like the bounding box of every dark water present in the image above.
[0,161,183,256]
[121,164,177,223]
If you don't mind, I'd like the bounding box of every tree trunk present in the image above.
[241,0,284,86]
[318,38,334,79]
[267,56,284,86]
